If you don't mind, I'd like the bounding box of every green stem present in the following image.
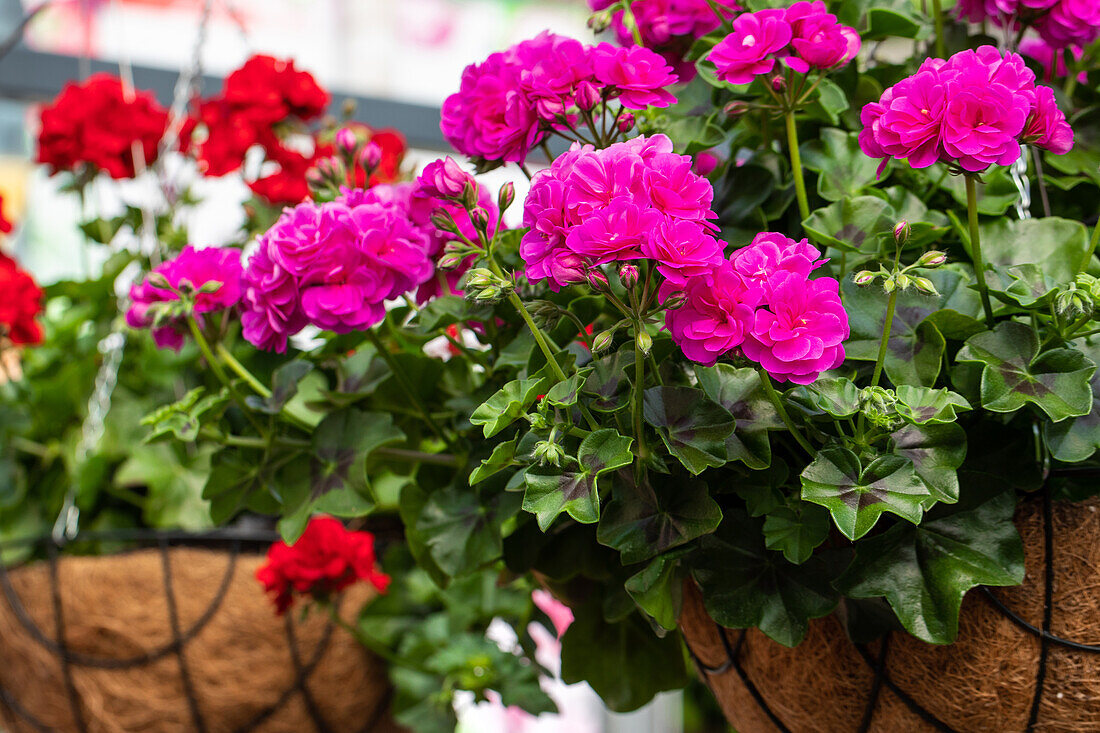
[366,329,458,451]
[965,174,995,326]
[216,343,271,398]
[632,321,650,472]
[1080,215,1100,275]
[11,436,54,459]
[871,288,898,389]
[1064,50,1079,98]
[188,316,267,436]
[758,370,814,458]
[784,110,810,224]
[932,0,945,59]
[621,0,645,46]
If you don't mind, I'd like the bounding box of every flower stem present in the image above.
[187,316,266,436]
[965,173,995,326]
[758,370,814,458]
[931,0,945,59]
[215,343,271,398]
[622,0,645,46]
[366,329,458,451]
[784,110,810,224]
[871,288,898,389]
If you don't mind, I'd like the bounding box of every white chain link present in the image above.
[1011,145,1033,220]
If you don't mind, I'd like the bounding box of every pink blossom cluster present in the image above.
[956,0,1100,49]
[441,31,678,163]
[666,233,848,384]
[859,46,1073,173]
[520,134,721,291]
[127,245,244,351]
[587,0,741,78]
[708,1,860,86]
[241,176,496,352]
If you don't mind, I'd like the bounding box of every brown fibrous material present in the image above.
[0,547,401,732]
[680,497,1100,733]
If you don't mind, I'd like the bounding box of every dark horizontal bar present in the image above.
[0,45,448,151]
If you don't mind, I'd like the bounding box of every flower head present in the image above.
[126,245,243,351]
[709,9,792,84]
[664,260,762,366]
[591,43,679,109]
[0,253,43,346]
[418,156,475,199]
[256,516,389,615]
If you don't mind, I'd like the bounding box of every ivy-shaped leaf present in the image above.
[801,446,929,540]
[889,423,966,506]
[694,364,783,469]
[597,470,722,564]
[522,430,633,530]
[582,349,634,412]
[835,490,1024,643]
[416,486,521,577]
[803,195,894,253]
[979,217,1089,284]
[800,128,880,202]
[789,377,861,418]
[545,369,592,408]
[689,511,839,646]
[993,264,1059,309]
[312,409,406,496]
[894,385,971,425]
[471,376,549,438]
[469,439,517,486]
[246,360,312,414]
[141,386,228,442]
[643,386,736,474]
[1045,341,1100,462]
[624,551,689,631]
[956,321,1095,422]
[762,501,831,564]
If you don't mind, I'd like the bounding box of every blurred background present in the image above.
[0,1,731,731]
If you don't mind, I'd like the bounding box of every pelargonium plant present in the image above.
[11,0,1100,727]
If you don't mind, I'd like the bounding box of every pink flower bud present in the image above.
[619,264,639,289]
[360,142,382,171]
[617,113,635,134]
[893,221,911,244]
[771,75,787,92]
[418,156,474,199]
[497,181,515,212]
[588,268,610,292]
[575,81,601,112]
[334,127,358,154]
[548,252,588,287]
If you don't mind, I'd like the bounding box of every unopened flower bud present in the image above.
[334,127,358,155]
[477,286,501,301]
[588,268,610,292]
[437,251,465,270]
[462,182,479,210]
[575,81,601,112]
[916,250,946,268]
[724,101,749,118]
[883,278,896,293]
[534,440,566,467]
[893,220,911,245]
[360,141,382,171]
[306,167,326,188]
[528,300,563,330]
[197,279,225,295]
[617,113,635,134]
[465,268,495,288]
[471,207,490,231]
[895,273,911,291]
[431,208,460,234]
[663,291,688,310]
[1056,287,1093,321]
[619,264,639,289]
[497,181,516,213]
[913,277,938,296]
[853,270,876,286]
[587,10,612,33]
[771,75,786,92]
[592,329,616,352]
[636,329,653,355]
[146,272,172,290]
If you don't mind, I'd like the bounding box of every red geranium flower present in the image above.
[256,516,390,615]
[248,144,318,205]
[0,195,14,234]
[0,252,43,345]
[37,74,168,179]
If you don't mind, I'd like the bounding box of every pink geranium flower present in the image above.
[591,43,679,109]
[709,9,793,85]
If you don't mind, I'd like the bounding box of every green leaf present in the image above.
[801,446,929,540]
[625,552,688,630]
[890,423,966,506]
[803,195,894,252]
[801,128,880,202]
[1044,341,1100,462]
[560,606,688,712]
[141,387,228,442]
[469,439,517,486]
[956,321,1095,421]
[246,360,312,414]
[312,409,406,496]
[994,264,1060,309]
[979,218,1090,284]
[836,490,1024,643]
[894,386,972,425]
[597,471,722,564]
[545,369,591,408]
[522,429,633,530]
[417,486,520,577]
[762,501,831,564]
[643,386,736,474]
[789,377,861,418]
[940,166,1022,216]
[583,348,634,412]
[689,511,839,646]
[471,376,548,438]
[804,77,848,125]
[865,6,925,39]
[694,364,782,468]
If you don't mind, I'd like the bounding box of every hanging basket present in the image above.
[679,494,1100,733]
[0,529,401,733]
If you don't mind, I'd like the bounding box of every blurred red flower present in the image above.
[0,252,43,345]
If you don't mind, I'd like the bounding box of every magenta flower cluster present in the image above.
[127,245,243,351]
[440,31,678,163]
[708,1,860,85]
[587,0,740,78]
[666,233,848,384]
[520,133,721,291]
[241,174,496,352]
[859,46,1073,173]
[956,0,1100,49]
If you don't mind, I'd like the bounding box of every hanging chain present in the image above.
[1011,145,1033,220]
